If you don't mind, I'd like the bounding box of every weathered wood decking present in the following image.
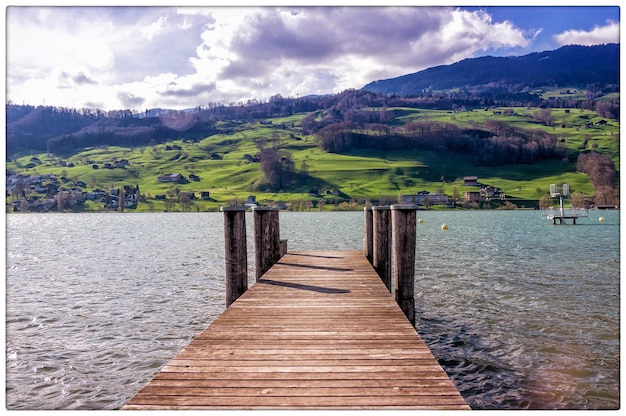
[123,250,469,410]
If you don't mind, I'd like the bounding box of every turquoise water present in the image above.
[5,210,620,409]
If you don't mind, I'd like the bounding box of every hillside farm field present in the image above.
[6,107,619,212]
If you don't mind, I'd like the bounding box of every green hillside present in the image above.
[6,107,619,212]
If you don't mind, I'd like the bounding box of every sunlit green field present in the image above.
[6,106,618,212]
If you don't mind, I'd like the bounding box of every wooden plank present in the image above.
[144,378,456,388]
[150,370,455,381]
[123,251,469,410]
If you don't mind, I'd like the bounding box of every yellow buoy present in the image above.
[418,218,424,224]
[599,217,605,222]
[441,224,448,230]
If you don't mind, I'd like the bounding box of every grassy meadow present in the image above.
[6,106,619,212]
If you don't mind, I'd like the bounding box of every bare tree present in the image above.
[179,194,192,212]
[570,191,586,208]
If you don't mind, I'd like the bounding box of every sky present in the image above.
[4,3,621,112]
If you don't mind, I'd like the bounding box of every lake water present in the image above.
[5,210,620,410]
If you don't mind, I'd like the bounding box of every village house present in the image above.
[85,189,107,202]
[480,186,498,197]
[179,192,197,200]
[6,171,146,212]
[464,191,482,202]
[245,195,258,208]
[463,176,479,186]
[267,200,287,210]
[157,173,184,183]
[401,191,449,206]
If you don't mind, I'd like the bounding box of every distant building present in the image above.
[401,191,449,206]
[245,195,258,208]
[157,173,184,183]
[464,191,482,202]
[179,192,196,200]
[480,186,498,196]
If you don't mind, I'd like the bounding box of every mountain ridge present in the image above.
[362,43,619,96]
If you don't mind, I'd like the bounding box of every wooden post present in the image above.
[372,206,392,291]
[391,204,417,326]
[221,206,248,307]
[253,207,281,281]
[364,207,373,264]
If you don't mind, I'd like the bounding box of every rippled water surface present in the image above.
[5,210,620,409]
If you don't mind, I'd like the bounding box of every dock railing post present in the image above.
[364,207,373,264]
[221,206,248,308]
[391,204,417,326]
[372,206,392,292]
[253,207,281,281]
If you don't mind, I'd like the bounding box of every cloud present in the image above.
[58,71,97,88]
[553,20,620,46]
[3,6,566,111]
[141,15,169,41]
[117,91,145,109]
[162,82,217,98]
[196,7,534,102]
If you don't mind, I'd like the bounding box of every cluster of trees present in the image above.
[47,125,167,154]
[7,106,98,153]
[255,135,296,192]
[314,119,562,167]
[474,120,562,165]
[594,101,620,120]
[257,146,296,191]
[576,151,618,204]
[576,151,618,188]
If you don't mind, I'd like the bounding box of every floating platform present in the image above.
[547,214,580,224]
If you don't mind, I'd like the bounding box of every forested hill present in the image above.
[362,44,619,97]
[6,44,619,157]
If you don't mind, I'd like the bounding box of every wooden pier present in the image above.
[123,207,469,410]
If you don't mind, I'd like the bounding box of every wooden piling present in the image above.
[221,206,248,308]
[391,204,418,326]
[372,206,392,292]
[363,207,373,263]
[253,207,282,281]
[279,239,288,257]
